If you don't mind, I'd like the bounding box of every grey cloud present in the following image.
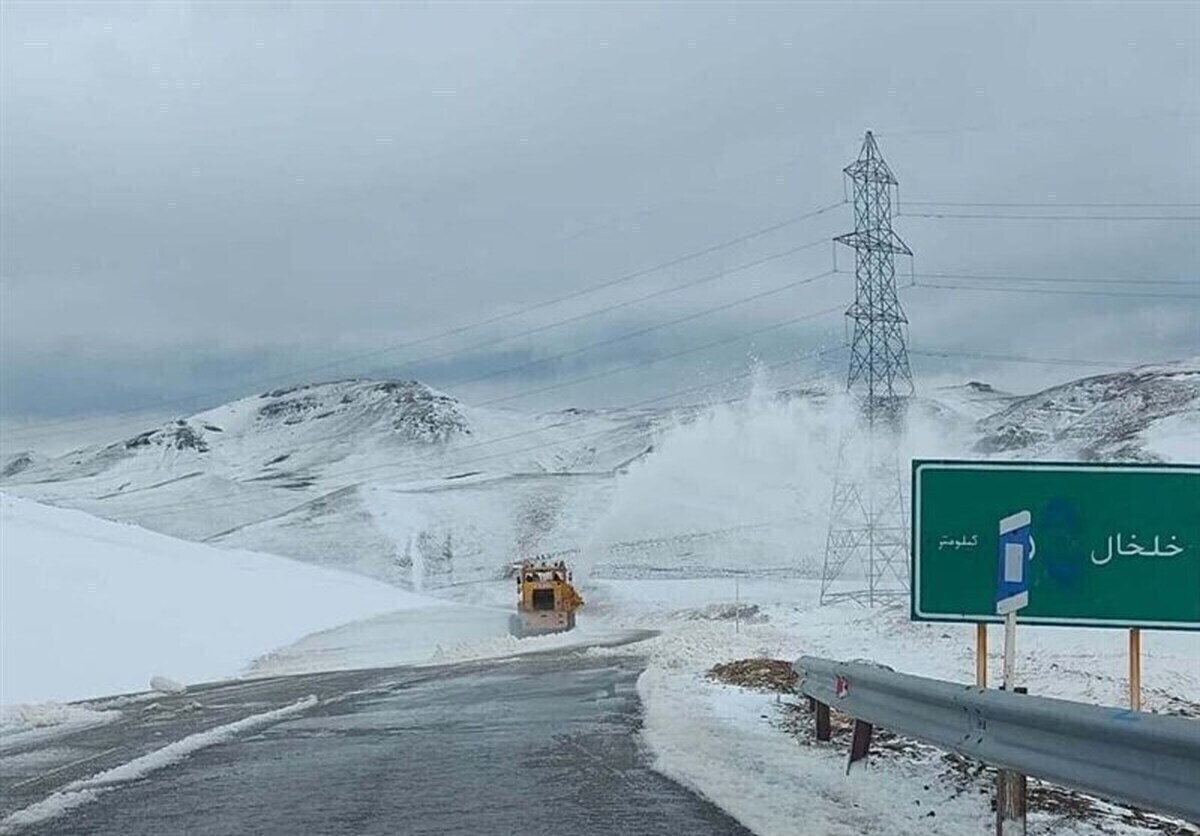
[2,1,1197,427]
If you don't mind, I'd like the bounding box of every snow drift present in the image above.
[0,494,431,704]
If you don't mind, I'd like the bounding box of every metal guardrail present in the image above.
[794,656,1200,824]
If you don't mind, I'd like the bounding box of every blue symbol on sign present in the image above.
[996,510,1034,615]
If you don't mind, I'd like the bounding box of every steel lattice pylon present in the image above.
[819,131,913,605]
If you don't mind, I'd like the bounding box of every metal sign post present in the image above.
[1002,614,1017,690]
[996,509,1034,689]
[975,623,988,688]
[995,509,1033,836]
[1129,628,1142,711]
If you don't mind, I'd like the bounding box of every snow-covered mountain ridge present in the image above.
[0,377,663,584]
[974,361,1199,461]
[2,360,1195,589]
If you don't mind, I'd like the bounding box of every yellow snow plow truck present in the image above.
[509,559,584,637]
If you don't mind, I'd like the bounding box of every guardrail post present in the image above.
[846,719,873,773]
[815,700,831,742]
[996,685,1028,835]
[996,770,1027,835]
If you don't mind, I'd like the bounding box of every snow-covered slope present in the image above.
[921,379,1019,422]
[2,380,476,503]
[0,450,43,480]
[208,472,621,587]
[0,494,429,704]
[974,360,1200,461]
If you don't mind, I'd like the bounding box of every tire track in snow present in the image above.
[0,696,318,834]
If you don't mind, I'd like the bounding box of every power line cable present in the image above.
[4,237,823,448]
[6,250,836,491]
[120,345,847,520]
[910,272,1197,287]
[902,201,1200,209]
[15,262,839,486]
[910,349,1147,369]
[475,294,841,407]
[446,264,838,390]
[83,338,1159,526]
[899,211,1200,222]
[908,282,1200,301]
[52,344,1159,524]
[3,201,845,441]
[39,299,844,506]
[354,239,833,393]
[874,108,1194,140]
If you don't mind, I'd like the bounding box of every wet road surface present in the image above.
[1,637,751,835]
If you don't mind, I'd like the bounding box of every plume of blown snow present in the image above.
[578,369,977,578]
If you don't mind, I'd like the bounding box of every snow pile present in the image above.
[0,702,118,752]
[148,676,186,694]
[0,702,111,734]
[0,494,431,704]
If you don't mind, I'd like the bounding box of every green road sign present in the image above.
[912,460,1200,630]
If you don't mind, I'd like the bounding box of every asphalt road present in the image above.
[1,637,752,835]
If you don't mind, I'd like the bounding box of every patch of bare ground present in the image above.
[707,658,797,693]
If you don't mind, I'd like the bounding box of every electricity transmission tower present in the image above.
[819,131,914,605]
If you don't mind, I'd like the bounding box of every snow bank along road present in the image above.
[0,636,751,835]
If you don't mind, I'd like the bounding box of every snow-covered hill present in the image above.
[2,362,1196,591]
[0,379,660,578]
[974,360,1200,461]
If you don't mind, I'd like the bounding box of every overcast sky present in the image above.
[2,1,1198,441]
